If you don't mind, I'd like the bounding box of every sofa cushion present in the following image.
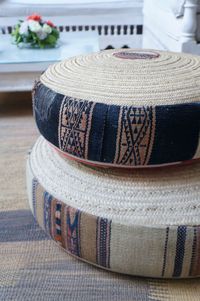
[0,0,141,17]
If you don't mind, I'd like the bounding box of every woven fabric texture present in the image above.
[27,136,200,278]
[33,49,200,167]
[1,96,200,300]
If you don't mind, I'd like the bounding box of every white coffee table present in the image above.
[0,32,99,92]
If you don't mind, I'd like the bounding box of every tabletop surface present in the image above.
[0,32,99,65]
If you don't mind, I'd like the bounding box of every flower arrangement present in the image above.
[12,14,59,48]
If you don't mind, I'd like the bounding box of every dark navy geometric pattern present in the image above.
[33,81,200,167]
[58,97,94,158]
[114,106,156,166]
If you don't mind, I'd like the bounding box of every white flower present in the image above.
[28,20,42,33]
[19,21,29,35]
[36,30,47,40]
[36,24,52,40]
[43,23,52,34]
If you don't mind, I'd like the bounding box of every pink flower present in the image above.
[27,14,41,22]
[46,20,55,28]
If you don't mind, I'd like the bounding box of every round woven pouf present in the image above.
[27,136,200,278]
[32,49,200,168]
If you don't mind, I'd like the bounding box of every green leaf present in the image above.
[51,28,59,39]
[46,34,57,45]
[41,35,56,47]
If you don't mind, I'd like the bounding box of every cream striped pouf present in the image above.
[32,49,200,168]
[27,136,200,278]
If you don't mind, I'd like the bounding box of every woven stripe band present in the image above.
[27,137,200,278]
[32,49,200,168]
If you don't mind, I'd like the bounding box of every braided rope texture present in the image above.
[33,49,200,167]
[26,137,200,278]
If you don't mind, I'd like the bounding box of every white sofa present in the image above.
[143,0,200,54]
[0,0,144,49]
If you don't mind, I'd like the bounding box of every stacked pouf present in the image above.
[28,49,200,278]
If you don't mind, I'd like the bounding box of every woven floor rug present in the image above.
[1,94,200,301]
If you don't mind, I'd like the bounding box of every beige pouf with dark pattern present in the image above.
[33,49,200,168]
[27,136,200,278]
